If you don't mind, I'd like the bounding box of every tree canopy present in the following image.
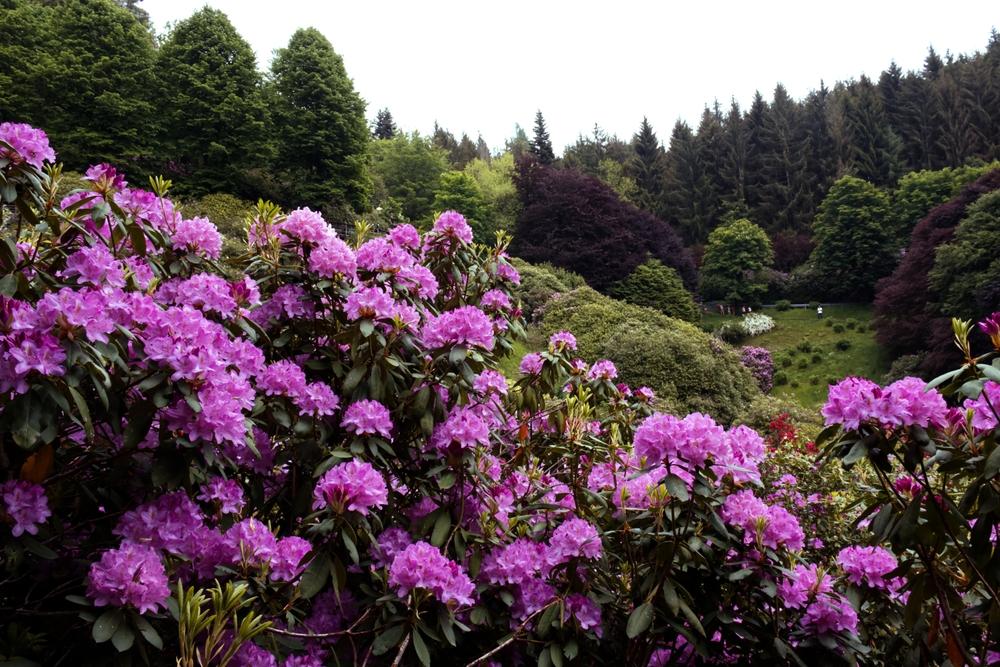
[699,219,774,304]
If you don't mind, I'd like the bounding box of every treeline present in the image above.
[0,0,371,217]
[541,34,1000,254]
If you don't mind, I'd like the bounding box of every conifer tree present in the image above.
[157,7,272,196]
[961,57,1000,161]
[720,99,749,204]
[372,108,396,140]
[802,82,844,212]
[271,27,372,214]
[452,133,478,170]
[743,91,770,216]
[663,120,715,245]
[432,122,458,156]
[628,117,666,215]
[896,71,940,170]
[530,110,555,164]
[757,84,810,234]
[476,134,491,164]
[842,75,904,187]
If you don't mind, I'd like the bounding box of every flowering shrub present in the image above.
[740,345,775,392]
[0,123,887,666]
[741,311,776,337]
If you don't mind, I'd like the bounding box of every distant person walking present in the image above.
[817,305,823,320]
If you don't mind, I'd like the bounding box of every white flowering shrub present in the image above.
[741,312,776,337]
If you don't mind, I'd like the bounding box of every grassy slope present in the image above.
[703,305,892,408]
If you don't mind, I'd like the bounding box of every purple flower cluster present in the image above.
[429,406,490,456]
[0,122,56,169]
[778,564,858,636]
[822,376,948,430]
[197,478,245,515]
[721,489,806,551]
[312,460,388,515]
[173,217,223,259]
[388,541,475,606]
[87,542,170,614]
[341,400,393,439]
[739,346,775,393]
[836,545,898,588]
[422,306,494,350]
[1,480,51,536]
[431,211,474,244]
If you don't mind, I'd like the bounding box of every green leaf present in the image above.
[626,603,654,638]
[663,474,689,502]
[0,273,16,298]
[411,629,431,667]
[926,369,961,391]
[20,535,56,559]
[299,553,330,599]
[93,609,122,643]
[986,446,1000,480]
[66,387,93,443]
[359,319,375,338]
[342,365,367,396]
[437,470,456,490]
[537,603,559,639]
[662,580,680,616]
[134,615,162,649]
[449,346,468,365]
[895,492,924,548]
[550,644,564,667]
[372,624,404,656]
[431,511,451,547]
[537,647,552,667]
[111,619,135,652]
[980,364,1000,384]
[127,224,147,257]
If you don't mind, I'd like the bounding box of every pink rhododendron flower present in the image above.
[432,210,473,244]
[259,360,308,398]
[549,330,577,351]
[564,594,603,636]
[587,360,617,380]
[282,207,336,246]
[270,536,312,582]
[312,460,388,515]
[0,122,56,169]
[481,290,511,311]
[837,545,898,589]
[294,381,341,417]
[87,542,170,614]
[308,236,357,280]
[1,480,51,536]
[388,223,421,250]
[173,217,222,259]
[519,352,544,375]
[114,491,205,556]
[372,527,412,569]
[389,541,475,606]
[61,244,126,287]
[345,286,395,321]
[197,478,245,515]
[341,399,393,439]
[479,539,549,586]
[548,517,602,564]
[422,306,494,350]
[429,406,490,455]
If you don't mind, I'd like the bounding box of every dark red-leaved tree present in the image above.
[873,169,1000,373]
[510,157,697,293]
[772,232,816,272]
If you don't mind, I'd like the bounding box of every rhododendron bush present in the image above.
[0,123,978,666]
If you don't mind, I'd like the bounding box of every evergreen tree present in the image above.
[372,108,396,140]
[720,99,749,204]
[157,7,272,196]
[961,56,1000,161]
[628,117,666,215]
[271,27,372,214]
[432,122,458,156]
[0,0,158,170]
[757,84,810,234]
[452,133,478,170]
[610,258,700,323]
[842,75,904,187]
[505,123,530,160]
[743,91,770,216]
[663,120,715,245]
[934,68,973,167]
[530,110,555,164]
[802,82,844,213]
[475,134,491,164]
[896,71,940,171]
[696,104,728,226]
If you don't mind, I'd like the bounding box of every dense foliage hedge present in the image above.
[537,287,759,424]
[610,258,700,324]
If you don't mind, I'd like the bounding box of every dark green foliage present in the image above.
[891,163,1000,243]
[824,317,834,327]
[811,353,822,364]
[780,356,793,368]
[776,299,791,311]
[810,176,893,300]
[809,374,820,385]
[713,321,747,345]
[156,8,272,196]
[873,169,1000,371]
[845,318,857,329]
[809,300,821,310]
[840,75,904,187]
[561,124,634,177]
[929,189,1000,322]
[370,131,449,223]
[699,219,773,304]
[538,288,759,424]
[178,193,252,261]
[663,119,716,245]
[628,117,666,215]
[372,108,396,140]
[610,259,700,323]
[856,323,867,333]
[506,258,586,319]
[833,323,845,333]
[835,338,852,350]
[773,370,788,385]
[271,27,372,214]
[511,159,697,294]
[529,110,555,165]
[0,0,157,170]
[796,340,813,353]
[797,357,809,369]
[431,172,493,243]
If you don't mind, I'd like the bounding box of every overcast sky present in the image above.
[142,0,998,154]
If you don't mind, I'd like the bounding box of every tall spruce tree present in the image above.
[628,117,666,215]
[372,108,396,140]
[720,99,749,205]
[452,133,478,170]
[758,84,810,234]
[157,7,272,196]
[271,27,372,214]
[663,120,715,245]
[961,56,1000,161]
[530,110,555,164]
[842,75,904,187]
[2,0,158,170]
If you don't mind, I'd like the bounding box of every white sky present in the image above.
[142,0,999,154]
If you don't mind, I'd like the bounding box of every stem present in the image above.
[461,601,557,667]
[918,544,981,667]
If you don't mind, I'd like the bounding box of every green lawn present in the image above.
[497,338,531,378]
[705,305,892,408]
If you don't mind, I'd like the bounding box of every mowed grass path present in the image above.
[703,305,892,408]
